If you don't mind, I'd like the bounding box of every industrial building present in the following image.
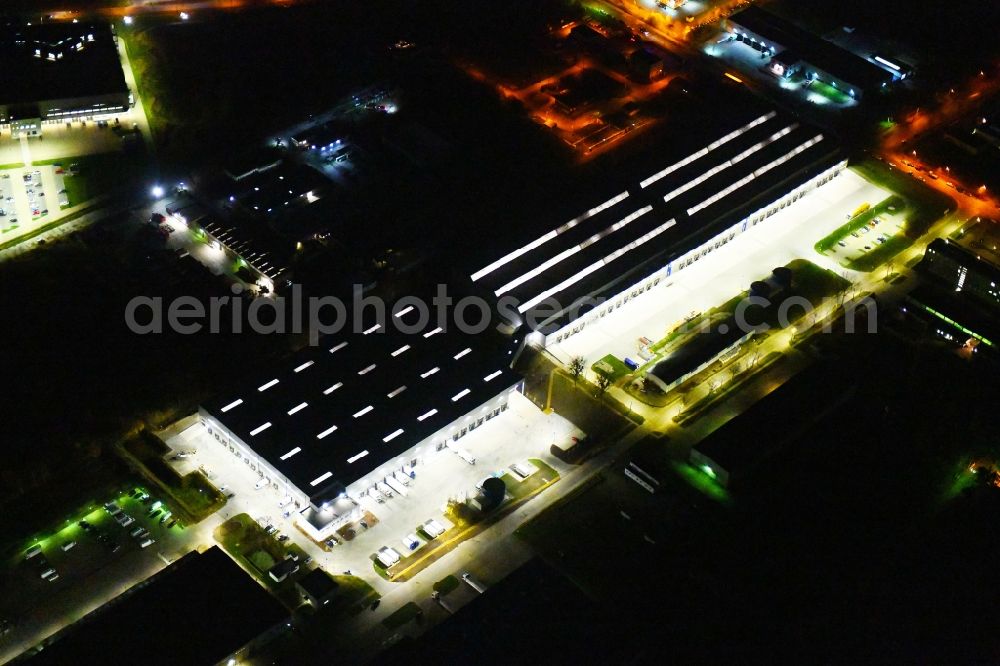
[920,238,1000,310]
[470,97,845,350]
[690,363,857,487]
[908,239,1000,351]
[0,22,130,136]
[23,547,288,666]
[904,285,997,351]
[296,568,340,607]
[164,197,290,290]
[230,161,331,220]
[199,308,521,541]
[643,315,749,394]
[725,7,900,100]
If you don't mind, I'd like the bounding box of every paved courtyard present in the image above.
[546,168,888,367]
[164,392,581,591]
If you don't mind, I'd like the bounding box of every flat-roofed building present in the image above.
[199,309,521,541]
[921,238,1000,311]
[470,99,844,350]
[0,22,130,134]
[22,547,288,666]
[726,6,898,99]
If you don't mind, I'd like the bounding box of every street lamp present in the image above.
[150,185,165,198]
[123,16,133,26]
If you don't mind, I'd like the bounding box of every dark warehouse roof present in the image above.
[202,307,519,505]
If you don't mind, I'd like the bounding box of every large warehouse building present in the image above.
[470,96,845,350]
[199,309,521,540]
[0,21,130,135]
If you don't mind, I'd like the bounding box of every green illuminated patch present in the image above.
[672,462,730,503]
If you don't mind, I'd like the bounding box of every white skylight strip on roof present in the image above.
[484,370,503,382]
[418,408,438,421]
[394,305,415,318]
[220,398,243,413]
[470,191,629,282]
[347,450,370,464]
[519,218,678,313]
[358,364,377,375]
[287,402,308,416]
[280,446,302,460]
[258,378,279,392]
[420,367,440,378]
[662,125,797,204]
[310,471,333,487]
[329,341,348,353]
[687,173,755,217]
[363,324,381,335]
[423,327,443,338]
[353,405,374,418]
[494,246,579,297]
[874,55,900,71]
[249,422,272,437]
[382,429,404,442]
[452,388,471,402]
[493,206,653,297]
[294,360,314,373]
[317,424,338,439]
[639,112,775,189]
[323,382,343,395]
[391,345,411,357]
[387,386,407,398]
[640,147,708,190]
[748,135,823,178]
[704,112,776,151]
[453,348,472,360]
[687,135,824,217]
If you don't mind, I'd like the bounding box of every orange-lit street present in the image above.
[881,63,1000,216]
[588,0,752,46]
[461,15,689,160]
[49,0,304,22]
[463,51,676,159]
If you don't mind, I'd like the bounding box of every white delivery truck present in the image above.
[384,476,408,497]
[461,572,487,594]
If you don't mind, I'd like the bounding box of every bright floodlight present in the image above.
[180,12,189,20]
[151,185,165,198]
[123,16,133,25]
